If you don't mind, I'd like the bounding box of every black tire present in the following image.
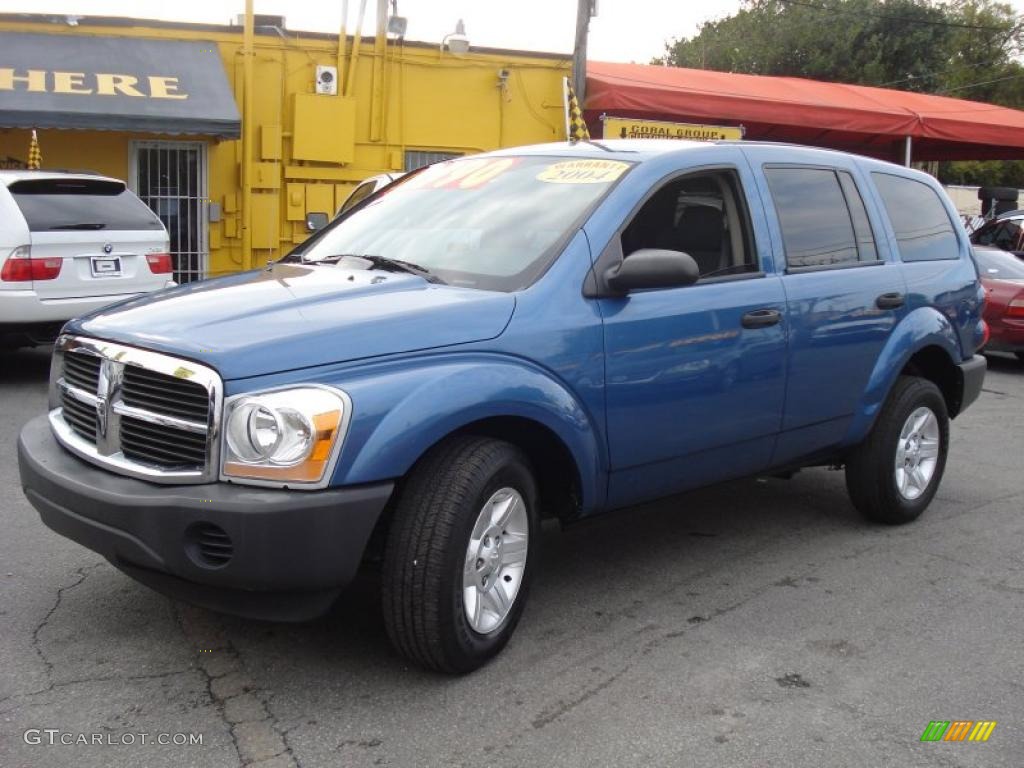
[845,376,949,525]
[381,436,538,673]
[1015,351,1024,363]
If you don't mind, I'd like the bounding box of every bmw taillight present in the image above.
[0,246,62,281]
[146,252,173,274]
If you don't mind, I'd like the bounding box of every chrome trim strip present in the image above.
[49,410,208,482]
[49,334,223,485]
[58,380,99,407]
[96,358,120,456]
[112,402,208,435]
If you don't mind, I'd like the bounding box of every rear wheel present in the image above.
[381,436,537,673]
[845,376,949,525]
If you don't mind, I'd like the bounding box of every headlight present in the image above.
[221,386,350,487]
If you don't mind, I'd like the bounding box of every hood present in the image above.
[67,263,516,379]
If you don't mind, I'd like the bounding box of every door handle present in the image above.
[741,308,782,329]
[876,292,905,310]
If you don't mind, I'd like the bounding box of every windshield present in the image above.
[974,247,1024,279]
[297,155,632,291]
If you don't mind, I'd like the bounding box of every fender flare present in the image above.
[845,306,962,444]
[331,355,607,513]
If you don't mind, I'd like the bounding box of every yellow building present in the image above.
[0,12,570,281]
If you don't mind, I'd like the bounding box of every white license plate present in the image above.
[90,256,122,277]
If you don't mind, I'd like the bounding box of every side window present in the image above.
[763,167,863,269]
[620,170,758,279]
[837,171,878,262]
[872,172,960,262]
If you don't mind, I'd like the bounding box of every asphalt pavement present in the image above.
[1,345,1022,768]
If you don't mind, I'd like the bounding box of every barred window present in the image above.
[404,150,462,172]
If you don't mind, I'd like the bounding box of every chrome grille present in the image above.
[122,365,210,423]
[49,336,222,484]
[121,415,209,467]
[60,390,97,442]
[63,351,100,392]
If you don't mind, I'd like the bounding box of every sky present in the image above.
[0,0,747,62]
[2,0,1024,63]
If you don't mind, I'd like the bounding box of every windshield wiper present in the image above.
[314,253,447,284]
[50,222,106,230]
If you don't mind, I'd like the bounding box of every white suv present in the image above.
[335,172,404,218]
[0,171,174,347]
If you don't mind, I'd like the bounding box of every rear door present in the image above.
[747,156,908,465]
[872,171,979,359]
[8,177,169,299]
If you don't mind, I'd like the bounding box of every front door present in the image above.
[599,167,788,508]
[131,140,208,284]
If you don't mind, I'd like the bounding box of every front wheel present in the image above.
[381,436,537,673]
[845,376,949,525]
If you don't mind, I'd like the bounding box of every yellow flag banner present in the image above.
[27,129,42,169]
[564,78,591,142]
[603,116,744,142]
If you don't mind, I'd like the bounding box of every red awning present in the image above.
[586,62,1024,161]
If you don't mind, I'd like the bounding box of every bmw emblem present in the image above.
[103,243,113,254]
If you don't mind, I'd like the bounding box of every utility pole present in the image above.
[573,0,593,101]
[370,0,387,142]
[241,0,254,270]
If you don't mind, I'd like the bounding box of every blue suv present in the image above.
[18,140,986,672]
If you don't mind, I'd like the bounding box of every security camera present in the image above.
[315,65,338,95]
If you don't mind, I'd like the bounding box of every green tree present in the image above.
[658,1,1024,186]
[660,0,957,89]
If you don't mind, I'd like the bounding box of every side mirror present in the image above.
[305,212,329,232]
[604,248,699,293]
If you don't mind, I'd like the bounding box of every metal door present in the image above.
[130,141,208,283]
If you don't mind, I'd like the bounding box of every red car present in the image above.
[974,246,1024,360]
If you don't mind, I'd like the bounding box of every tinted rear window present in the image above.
[837,171,878,262]
[872,173,960,262]
[8,178,164,232]
[764,167,862,269]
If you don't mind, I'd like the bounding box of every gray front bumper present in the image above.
[18,414,393,621]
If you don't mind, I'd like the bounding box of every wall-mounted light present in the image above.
[441,19,470,56]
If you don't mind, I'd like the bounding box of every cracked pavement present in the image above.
[1,346,1022,767]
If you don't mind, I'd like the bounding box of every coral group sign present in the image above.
[603,116,744,142]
